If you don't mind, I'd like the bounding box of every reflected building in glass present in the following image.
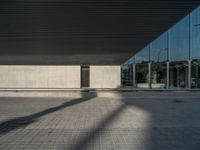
[121,6,200,89]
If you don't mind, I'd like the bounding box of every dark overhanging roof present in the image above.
[0,0,199,65]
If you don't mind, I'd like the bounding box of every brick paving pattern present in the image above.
[0,92,200,149]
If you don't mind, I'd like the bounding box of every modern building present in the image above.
[0,1,199,89]
[122,6,200,89]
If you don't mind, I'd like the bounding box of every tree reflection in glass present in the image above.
[170,62,188,88]
[191,60,200,88]
[151,63,167,88]
[135,63,149,88]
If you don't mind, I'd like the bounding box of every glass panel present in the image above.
[123,56,134,65]
[170,16,190,61]
[151,63,167,88]
[135,63,149,88]
[151,32,168,62]
[191,6,200,59]
[191,60,200,88]
[169,62,188,88]
[135,46,150,64]
[121,64,133,87]
[128,56,135,64]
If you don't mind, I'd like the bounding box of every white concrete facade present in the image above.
[90,66,121,88]
[0,65,121,89]
[0,66,81,88]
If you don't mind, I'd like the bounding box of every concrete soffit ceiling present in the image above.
[0,0,199,65]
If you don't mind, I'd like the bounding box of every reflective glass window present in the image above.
[170,16,190,61]
[191,7,200,59]
[151,32,168,62]
[151,63,167,88]
[191,60,200,88]
[121,64,133,87]
[123,56,135,65]
[169,61,188,88]
[135,46,150,64]
[135,63,149,88]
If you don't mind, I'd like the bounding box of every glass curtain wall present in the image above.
[151,63,167,88]
[191,7,200,60]
[121,64,133,87]
[170,62,188,88]
[121,6,200,89]
[135,46,150,88]
[169,16,190,61]
[190,6,200,88]
[191,60,200,88]
[135,63,149,88]
[151,32,168,88]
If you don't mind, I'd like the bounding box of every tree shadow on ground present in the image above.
[0,91,97,135]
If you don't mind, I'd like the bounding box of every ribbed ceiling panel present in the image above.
[0,0,199,65]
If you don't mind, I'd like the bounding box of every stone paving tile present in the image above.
[0,93,200,149]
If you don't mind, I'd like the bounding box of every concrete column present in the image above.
[188,60,191,89]
[166,61,170,88]
[148,63,152,88]
[133,64,136,88]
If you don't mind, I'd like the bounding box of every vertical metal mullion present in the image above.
[149,44,152,62]
[166,62,170,88]
[167,30,170,62]
[188,60,191,89]
[189,13,192,60]
[167,30,170,89]
[149,44,152,88]
[148,63,152,88]
[188,13,192,89]
[133,64,136,88]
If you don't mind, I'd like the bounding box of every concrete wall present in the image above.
[0,66,80,88]
[90,66,121,88]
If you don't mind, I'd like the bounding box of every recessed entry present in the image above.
[81,66,90,88]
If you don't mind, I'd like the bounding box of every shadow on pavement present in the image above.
[66,92,200,150]
[70,103,127,150]
[0,91,97,135]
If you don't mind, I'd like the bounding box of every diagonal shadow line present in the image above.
[0,92,96,135]
[68,103,127,150]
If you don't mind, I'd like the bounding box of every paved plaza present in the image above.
[0,91,200,150]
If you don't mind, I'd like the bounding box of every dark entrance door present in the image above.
[81,66,90,88]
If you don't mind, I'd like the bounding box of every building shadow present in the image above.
[65,91,200,150]
[0,91,97,135]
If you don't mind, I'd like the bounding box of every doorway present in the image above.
[81,66,90,88]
